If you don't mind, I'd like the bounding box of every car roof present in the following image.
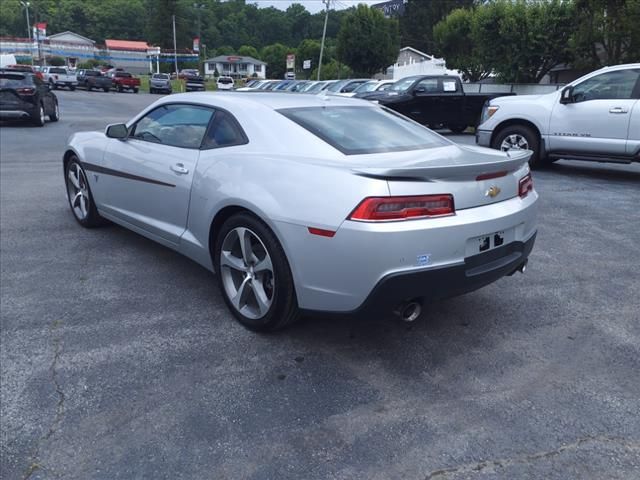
[157,91,373,111]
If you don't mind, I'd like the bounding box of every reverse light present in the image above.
[519,173,534,198]
[349,195,455,222]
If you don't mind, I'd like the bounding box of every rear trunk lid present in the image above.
[350,144,531,210]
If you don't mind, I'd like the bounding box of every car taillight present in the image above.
[519,173,534,198]
[349,195,455,221]
[16,87,35,96]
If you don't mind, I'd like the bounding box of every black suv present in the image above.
[0,70,59,126]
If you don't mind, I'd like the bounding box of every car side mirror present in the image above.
[105,123,128,139]
[560,86,573,104]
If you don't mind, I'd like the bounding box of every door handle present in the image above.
[170,163,189,174]
[609,107,628,114]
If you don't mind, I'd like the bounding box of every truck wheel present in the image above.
[448,124,467,134]
[69,85,76,91]
[117,85,123,93]
[133,88,139,94]
[49,101,60,122]
[492,124,546,169]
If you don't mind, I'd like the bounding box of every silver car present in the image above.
[63,93,538,331]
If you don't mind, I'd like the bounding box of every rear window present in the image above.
[115,72,132,78]
[49,68,66,74]
[152,74,169,80]
[279,106,448,155]
[218,77,233,84]
[85,70,100,76]
[0,73,31,88]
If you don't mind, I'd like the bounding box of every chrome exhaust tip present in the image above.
[396,301,422,322]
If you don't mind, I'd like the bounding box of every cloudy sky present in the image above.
[250,0,383,14]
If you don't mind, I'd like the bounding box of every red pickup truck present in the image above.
[110,71,140,93]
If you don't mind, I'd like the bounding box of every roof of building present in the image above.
[105,39,150,51]
[205,55,267,65]
[399,46,435,60]
[48,31,95,44]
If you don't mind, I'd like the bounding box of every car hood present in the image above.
[490,92,555,105]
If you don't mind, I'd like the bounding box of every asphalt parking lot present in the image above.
[1,90,639,479]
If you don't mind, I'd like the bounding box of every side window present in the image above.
[130,104,214,149]
[572,69,640,102]
[415,78,440,94]
[202,110,247,149]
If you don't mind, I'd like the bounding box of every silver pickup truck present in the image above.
[41,66,78,91]
[476,63,640,168]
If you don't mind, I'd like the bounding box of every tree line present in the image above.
[1,0,638,81]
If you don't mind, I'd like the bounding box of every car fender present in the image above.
[480,92,558,139]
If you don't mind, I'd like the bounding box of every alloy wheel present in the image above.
[39,106,45,125]
[500,133,529,151]
[220,227,275,319]
[66,163,90,220]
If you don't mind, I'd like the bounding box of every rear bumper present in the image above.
[345,232,536,317]
[476,129,493,147]
[0,109,33,119]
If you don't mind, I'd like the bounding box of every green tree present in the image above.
[473,0,575,83]
[238,45,260,59]
[214,46,235,57]
[400,0,474,55]
[571,0,640,67]
[336,5,399,76]
[310,59,352,80]
[47,56,66,66]
[433,8,490,82]
[260,43,292,79]
[285,3,311,45]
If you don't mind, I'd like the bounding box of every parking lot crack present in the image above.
[22,319,66,480]
[424,435,640,479]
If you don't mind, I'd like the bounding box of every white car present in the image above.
[217,76,234,91]
[477,63,640,168]
[63,93,537,331]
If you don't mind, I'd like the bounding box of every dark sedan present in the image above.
[0,70,59,126]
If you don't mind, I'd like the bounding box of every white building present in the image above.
[391,47,450,80]
[204,55,266,79]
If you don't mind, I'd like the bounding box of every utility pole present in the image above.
[19,1,32,64]
[317,0,330,81]
[193,3,205,75]
[172,14,179,81]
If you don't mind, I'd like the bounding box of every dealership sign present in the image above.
[193,37,200,53]
[372,0,407,17]
[286,54,295,69]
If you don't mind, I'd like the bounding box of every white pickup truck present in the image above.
[476,63,640,168]
[41,66,78,91]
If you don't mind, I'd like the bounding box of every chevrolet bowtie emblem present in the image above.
[486,186,501,198]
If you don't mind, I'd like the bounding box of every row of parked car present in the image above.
[235,78,394,97]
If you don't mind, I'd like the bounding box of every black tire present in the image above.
[64,157,106,228]
[133,88,139,94]
[49,101,60,122]
[49,81,57,90]
[32,104,45,127]
[448,124,467,134]
[69,85,76,91]
[103,87,110,93]
[117,85,123,92]
[88,86,93,91]
[150,88,155,94]
[214,213,299,332]
[491,124,546,169]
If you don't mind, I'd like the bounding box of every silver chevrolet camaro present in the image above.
[64,92,537,331]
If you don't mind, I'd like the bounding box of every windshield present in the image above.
[326,80,348,92]
[279,106,448,155]
[389,77,420,92]
[152,74,169,80]
[354,81,379,93]
[0,73,31,88]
